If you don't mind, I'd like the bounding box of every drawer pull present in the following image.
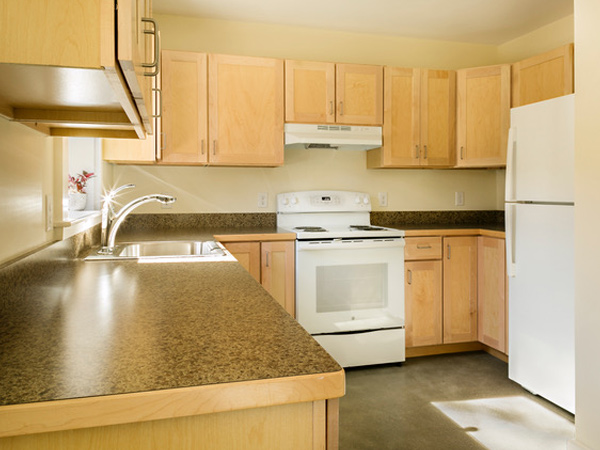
[407,269,412,285]
[416,244,432,249]
[447,244,451,259]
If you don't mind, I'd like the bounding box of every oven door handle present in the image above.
[297,239,405,251]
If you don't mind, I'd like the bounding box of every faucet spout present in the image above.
[99,193,177,254]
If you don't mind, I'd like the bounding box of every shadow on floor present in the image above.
[339,351,573,450]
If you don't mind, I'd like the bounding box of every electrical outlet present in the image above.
[45,194,53,231]
[258,192,268,208]
[378,192,388,207]
[455,191,465,206]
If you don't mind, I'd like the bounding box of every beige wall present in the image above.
[0,119,54,265]
[572,0,600,448]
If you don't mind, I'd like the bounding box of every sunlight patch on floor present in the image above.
[432,395,574,450]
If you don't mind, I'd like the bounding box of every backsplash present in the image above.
[371,210,504,227]
[118,213,278,231]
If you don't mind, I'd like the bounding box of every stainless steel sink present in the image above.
[85,240,237,262]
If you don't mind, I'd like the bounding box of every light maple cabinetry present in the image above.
[405,237,443,347]
[512,44,574,107]
[477,236,507,353]
[367,68,456,168]
[455,64,511,168]
[443,236,478,343]
[0,0,156,139]
[285,60,383,125]
[223,240,295,317]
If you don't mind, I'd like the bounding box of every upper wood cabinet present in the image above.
[285,61,383,125]
[0,0,157,139]
[209,55,284,166]
[455,64,511,168]
[478,236,507,354]
[161,50,208,165]
[443,236,478,343]
[512,44,574,108]
[367,68,455,168]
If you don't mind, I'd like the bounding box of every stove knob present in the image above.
[363,196,369,205]
[355,196,361,204]
[282,197,289,205]
[291,197,298,205]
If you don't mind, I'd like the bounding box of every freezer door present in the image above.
[507,94,574,203]
[507,203,574,413]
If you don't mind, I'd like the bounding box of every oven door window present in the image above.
[316,263,388,312]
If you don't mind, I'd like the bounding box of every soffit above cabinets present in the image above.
[153,0,572,45]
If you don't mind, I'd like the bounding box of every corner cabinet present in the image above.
[285,60,383,125]
[512,44,574,108]
[0,0,157,139]
[455,64,511,168]
[221,240,295,317]
[367,68,455,168]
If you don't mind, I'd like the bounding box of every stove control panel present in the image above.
[277,191,371,213]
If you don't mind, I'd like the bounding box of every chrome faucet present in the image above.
[99,184,176,254]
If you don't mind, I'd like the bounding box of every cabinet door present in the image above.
[223,242,261,282]
[161,50,208,164]
[405,260,442,347]
[285,60,335,124]
[456,64,510,168]
[261,241,295,317]
[420,70,456,167]
[117,0,154,134]
[512,44,574,107]
[478,236,507,353]
[443,237,478,343]
[209,54,284,166]
[336,63,383,125]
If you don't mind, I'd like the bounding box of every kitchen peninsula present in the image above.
[0,227,344,449]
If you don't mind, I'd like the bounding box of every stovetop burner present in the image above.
[294,226,328,232]
[350,225,385,231]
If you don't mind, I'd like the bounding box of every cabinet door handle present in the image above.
[201,139,205,155]
[424,145,428,159]
[339,101,344,116]
[213,140,217,156]
[329,101,334,116]
[265,251,270,268]
[142,18,160,77]
[407,269,412,285]
[417,244,432,249]
[447,244,451,259]
[415,145,420,159]
[460,146,465,160]
[152,88,162,118]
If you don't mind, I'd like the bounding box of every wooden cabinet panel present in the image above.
[336,63,383,125]
[478,237,507,353]
[512,44,574,107]
[261,241,295,317]
[161,50,208,164]
[443,237,478,343]
[421,70,456,167]
[404,237,442,261]
[285,60,335,124]
[456,64,510,168]
[405,260,443,347]
[222,242,261,282]
[367,68,455,168]
[209,54,284,167]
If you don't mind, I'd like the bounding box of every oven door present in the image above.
[296,238,405,334]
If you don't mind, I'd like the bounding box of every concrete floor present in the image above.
[339,351,574,450]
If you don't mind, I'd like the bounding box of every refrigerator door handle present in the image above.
[505,127,517,202]
[506,203,517,277]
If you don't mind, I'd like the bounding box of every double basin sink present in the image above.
[85,240,237,262]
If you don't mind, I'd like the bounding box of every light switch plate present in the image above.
[258,192,268,208]
[455,191,465,206]
[45,194,53,231]
[378,192,388,207]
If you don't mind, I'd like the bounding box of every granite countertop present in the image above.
[0,255,340,407]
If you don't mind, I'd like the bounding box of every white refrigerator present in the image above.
[505,94,575,414]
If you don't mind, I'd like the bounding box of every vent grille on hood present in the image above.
[284,123,382,151]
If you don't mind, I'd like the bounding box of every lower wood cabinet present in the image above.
[405,233,507,355]
[222,240,295,317]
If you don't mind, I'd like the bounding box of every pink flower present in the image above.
[68,171,95,194]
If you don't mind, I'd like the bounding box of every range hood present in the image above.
[284,124,382,151]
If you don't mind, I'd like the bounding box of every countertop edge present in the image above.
[0,369,345,438]
[213,231,297,242]
[403,228,505,238]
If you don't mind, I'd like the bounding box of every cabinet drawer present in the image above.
[404,237,442,260]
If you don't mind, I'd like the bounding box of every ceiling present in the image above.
[153,0,573,45]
